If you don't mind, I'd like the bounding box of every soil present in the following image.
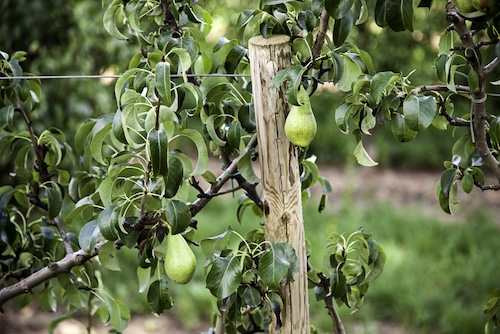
[0,167,497,334]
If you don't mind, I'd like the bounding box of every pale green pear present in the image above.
[284,89,317,148]
[164,232,196,284]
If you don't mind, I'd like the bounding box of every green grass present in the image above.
[104,190,498,333]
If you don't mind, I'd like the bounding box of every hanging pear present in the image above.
[164,232,197,284]
[284,88,317,147]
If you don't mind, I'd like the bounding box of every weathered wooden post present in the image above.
[248,35,310,334]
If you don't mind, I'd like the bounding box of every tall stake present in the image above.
[249,35,310,334]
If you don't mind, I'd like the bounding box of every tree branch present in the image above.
[317,272,345,334]
[312,10,330,59]
[189,134,261,217]
[0,240,106,311]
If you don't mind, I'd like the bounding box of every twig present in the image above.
[317,272,346,334]
[189,134,261,216]
[474,181,500,191]
[44,217,74,255]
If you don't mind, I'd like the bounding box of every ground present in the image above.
[0,167,498,333]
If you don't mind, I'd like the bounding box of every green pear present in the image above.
[472,0,499,13]
[164,232,196,284]
[452,0,478,13]
[284,89,317,148]
[452,0,500,19]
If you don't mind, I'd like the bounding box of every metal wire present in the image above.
[0,73,251,80]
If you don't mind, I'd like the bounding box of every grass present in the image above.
[104,185,498,333]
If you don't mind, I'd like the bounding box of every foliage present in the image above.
[0,0,499,333]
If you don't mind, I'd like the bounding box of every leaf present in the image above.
[38,285,57,312]
[374,0,413,32]
[99,241,121,271]
[46,187,62,220]
[225,45,247,74]
[205,114,227,146]
[165,199,191,235]
[335,103,354,133]
[353,139,378,167]
[371,71,399,105]
[79,220,100,253]
[103,0,128,40]
[403,95,437,132]
[333,11,354,46]
[200,228,234,258]
[102,293,130,331]
[147,279,173,314]
[155,62,172,106]
[259,242,293,290]
[325,0,356,19]
[90,117,113,165]
[98,205,119,241]
[462,172,474,194]
[238,148,260,184]
[272,66,307,106]
[0,105,14,131]
[440,168,458,197]
[177,129,208,176]
[468,68,479,93]
[164,154,184,199]
[206,253,242,300]
[337,55,362,92]
[392,113,418,142]
[137,266,151,293]
[148,128,169,177]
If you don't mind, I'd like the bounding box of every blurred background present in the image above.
[0,1,499,333]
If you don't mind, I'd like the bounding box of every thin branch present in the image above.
[44,217,74,255]
[484,57,500,75]
[312,10,330,59]
[0,240,106,311]
[474,181,500,191]
[411,84,470,95]
[189,134,261,217]
[317,272,346,334]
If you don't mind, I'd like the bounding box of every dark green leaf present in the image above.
[148,129,169,177]
[333,11,354,46]
[156,62,172,106]
[98,205,119,241]
[403,95,437,132]
[103,0,128,40]
[259,242,293,290]
[164,154,184,199]
[206,253,242,300]
[325,0,356,19]
[375,0,413,32]
[147,279,172,314]
[46,187,62,220]
[225,46,247,74]
[440,168,457,197]
[392,113,418,142]
[462,172,474,194]
[200,228,234,258]
[165,199,191,235]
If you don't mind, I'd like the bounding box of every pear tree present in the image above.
[0,0,499,334]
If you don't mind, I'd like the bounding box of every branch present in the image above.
[44,217,74,255]
[189,134,261,217]
[0,240,106,311]
[474,181,500,191]
[312,10,330,59]
[317,272,345,334]
[411,84,470,95]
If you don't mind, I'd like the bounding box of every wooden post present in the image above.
[249,35,310,334]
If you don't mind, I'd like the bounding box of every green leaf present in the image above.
[0,105,14,131]
[102,293,130,331]
[200,228,234,258]
[462,172,474,194]
[259,242,296,290]
[98,205,119,241]
[103,0,128,40]
[225,45,247,74]
[403,95,437,131]
[177,129,208,176]
[374,0,413,32]
[137,266,151,293]
[164,154,184,199]
[362,244,386,285]
[148,129,169,177]
[90,117,113,165]
[206,253,242,300]
[155,62,172,106]
[99,241,121,271]
[38,285,57,312]
[46,187,62,220]
[165,199,191,235]
[325,0,356,19]
[371,71,399,105]
[79,220,100,253]
[272,66,307,106]
[392,113,418,142]
[335,103,354,134]
[205,114,227,146]
[333,11,354,46]
[337,55,362,92]
[353,139,378,167]
[238,148,260,184]
[147,279,172,314]
[74,120,96,156]
[468,68,479,93]
[440,168,458,197]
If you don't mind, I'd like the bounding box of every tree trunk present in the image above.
[248,35,310,334]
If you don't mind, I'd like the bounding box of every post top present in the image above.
[248,35,290,47]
